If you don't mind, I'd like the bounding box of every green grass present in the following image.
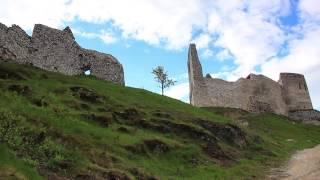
[0,145,42,180]
[0,61,320,179]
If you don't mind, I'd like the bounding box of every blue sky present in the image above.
[1,0,320,110]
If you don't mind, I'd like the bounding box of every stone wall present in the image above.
[203,74,288,115]
[0,23,124,85]
[0,24,31,62]
[289,110,320,125]
[279,73,312,111]
[188,44,314,117]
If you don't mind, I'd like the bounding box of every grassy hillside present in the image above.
[0,61,319,180]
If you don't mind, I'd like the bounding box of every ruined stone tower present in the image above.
[188,44,209,106]
[279,73,313,111]
[0,23,124,85]
[188,44,319,122]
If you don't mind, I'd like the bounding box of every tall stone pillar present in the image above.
[188,44,208,106]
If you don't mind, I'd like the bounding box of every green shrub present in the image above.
[0,110,79,170]
[0,110,24,148]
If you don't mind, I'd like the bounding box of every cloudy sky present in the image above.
[1,0,319,109]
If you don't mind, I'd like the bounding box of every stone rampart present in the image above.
[0,23,124,85]
[289,110,320,125]
[188,44,314,119]
[203,74,288,115]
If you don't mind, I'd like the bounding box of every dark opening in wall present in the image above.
[84,69,91,75]
[299,83,302,89]
[82,65,92,76]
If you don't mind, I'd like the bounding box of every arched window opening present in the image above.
[84,69,91,76]
[81,65,92,76]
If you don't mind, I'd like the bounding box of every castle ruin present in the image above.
[0,23,124,85]
[188,44,320,122]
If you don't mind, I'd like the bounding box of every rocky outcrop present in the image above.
[0,23,124,85]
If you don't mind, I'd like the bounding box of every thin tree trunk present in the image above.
[161,83,164,95]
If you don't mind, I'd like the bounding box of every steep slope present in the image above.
[0,61,320,180]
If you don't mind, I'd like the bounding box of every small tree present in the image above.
[152,66,176,95]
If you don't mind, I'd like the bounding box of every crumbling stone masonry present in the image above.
[0,23,124,85]
[288,109,320,125]
[188,44,320,122]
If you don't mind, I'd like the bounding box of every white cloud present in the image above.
[164,82,189,102]
[216,49,233,61]
[68,0,209,50]
[0,0,72,30]
[0,0,290,53]
[172,73,188,81]
[73,29,117,44]
[162,73,190,102]
[202,49,214,58]
[245,0,291,18]
[192,33,211,49]
[210,71,242,81]
[0,0,209,49]
[99,30,117,44]
[208,1,286,76]
[299,0,320,21]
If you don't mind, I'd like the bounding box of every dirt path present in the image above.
[268,145,320,180]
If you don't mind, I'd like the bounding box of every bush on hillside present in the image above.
[0,110,79,170]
